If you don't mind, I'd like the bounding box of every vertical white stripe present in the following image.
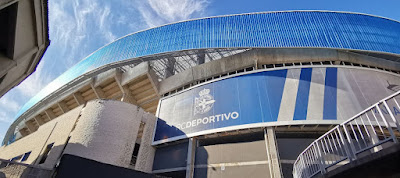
[336,68,363,121]
[307,68,325,121]
[277,69,301,121]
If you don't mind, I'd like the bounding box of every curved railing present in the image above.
[293,90,400,178]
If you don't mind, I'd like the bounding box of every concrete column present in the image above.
[186,138,196,178]
[135,113,156,173]
[264,127,282,178]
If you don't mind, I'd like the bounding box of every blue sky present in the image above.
[0,0,399,141]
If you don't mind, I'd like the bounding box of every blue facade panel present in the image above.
[293,68,313,120]
[154,69,287,143]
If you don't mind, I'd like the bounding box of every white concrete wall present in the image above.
[63,100,142,168]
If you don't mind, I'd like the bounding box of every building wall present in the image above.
[0,100,155,171]
[0,105,83,169]
[63,100,142,168]
[135,112,157,173]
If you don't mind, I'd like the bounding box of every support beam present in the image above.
[91,83,105,99]
[45,109,56,120]
[264,127,282,178]
[19,128,30,137]
[197,50,205,65]
[58,101,70,113]
[114,71,137,104]
[34,116,46,125]
[73,92,85,105]
[186,138,196,178]
[164,57,176,78]
[25,120,38,132]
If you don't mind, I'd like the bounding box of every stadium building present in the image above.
[0,11,400,178]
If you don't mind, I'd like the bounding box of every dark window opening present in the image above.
[10,155,22,162]
[21,151,31,162]
[157,170,185,178]
[198,131,264,146]
[39,143,54,164]
[130,143,140,167]
[153,141,188,171]
[276,132,324,178]
[0,3,18,58]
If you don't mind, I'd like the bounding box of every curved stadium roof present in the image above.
[12,11,400,131]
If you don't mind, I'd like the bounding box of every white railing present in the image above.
[293,90,400,178]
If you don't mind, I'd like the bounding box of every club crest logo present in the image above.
[194,88,216,115]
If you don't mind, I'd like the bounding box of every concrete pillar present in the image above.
[186,138,196,178]
[264,127,282,178]
[135,113,156,173]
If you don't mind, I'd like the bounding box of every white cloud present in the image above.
[0,111,12,124]
[137,0,209,27]
[15,59,51,98]
[0,96,20,113]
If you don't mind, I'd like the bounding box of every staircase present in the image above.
[293,90,400,178]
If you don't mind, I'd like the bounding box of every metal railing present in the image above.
[293,90,400,178]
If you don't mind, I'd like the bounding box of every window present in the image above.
[21,151,31,162]
[39,143,54,164]
[10,155,22,162]
[130,143,140,167]
[0,3,18,58]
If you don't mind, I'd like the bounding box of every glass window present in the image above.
[21,151,31,162]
